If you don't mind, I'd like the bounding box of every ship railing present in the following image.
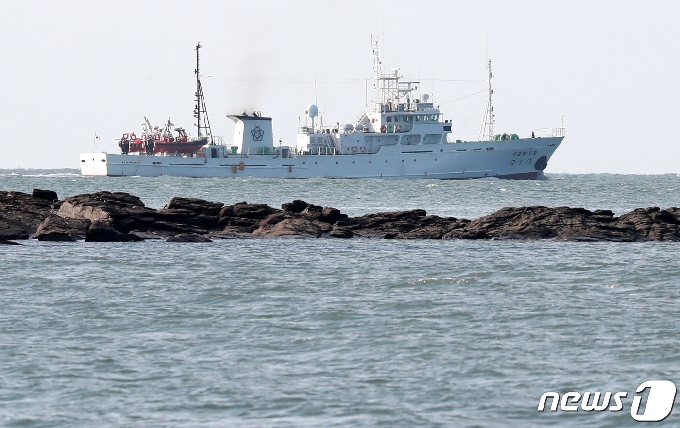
[367,103,384,113]
[532,127,566,138]
[211,136,227,146]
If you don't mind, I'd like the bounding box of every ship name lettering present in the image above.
[512,151,538,157]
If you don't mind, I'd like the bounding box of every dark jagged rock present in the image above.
[232,202,280,219]
[0,191,55,239]
[2,189,680,242]
[166,233,213,243]
[301,204,347,223]
[32,189,58,202]
[161,197,224,230]
[253,217,322,237]
[85,220,143,242]
[457,206,637,241]
[0,239,21,245]
[340,209,434,238]
[215,202,282,233]
[164,197,224,216]
[59,191,216,235]
[34,215,90,241]
[328,226,353,238]
[282,200,309,213]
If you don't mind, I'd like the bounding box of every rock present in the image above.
[160,197,224,230]
[34,215,91,241]
[343,209,430,237]
[328,226,353,238]
[216,202,281,231]
[164,197,224,216]
[617,207,680,241]
[0,191,55,239]
[4,189,680,242]
[210,226,257,238]
[85,221,143,242]
[282,200,309,213]
[0,239,21,245]
[58,191,150,226]
[397,216,461,239]
[232,202,280,219]
[59,191,217,235]
[32,189,58,201]
[300,204,346,223]
[166,233,212,243]
[253,217,322,237]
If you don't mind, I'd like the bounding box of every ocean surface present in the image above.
[2,170,680,427]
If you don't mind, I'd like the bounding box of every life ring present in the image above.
[380,125,387,133]
[360,146,367,153]
[122,133,129,139]
[395,125,402,132]
[351,146,357,154]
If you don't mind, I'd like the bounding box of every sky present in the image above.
[1,0,679,173]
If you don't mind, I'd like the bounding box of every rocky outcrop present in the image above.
[34,215,91,241]
[85,220,143,242]
[166,233,213,243]
[32,189,59,202]
[0,191,56,239]
[2,189,680,242]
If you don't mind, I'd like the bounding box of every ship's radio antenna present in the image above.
[477,59,495,141]
[194,42,213,144]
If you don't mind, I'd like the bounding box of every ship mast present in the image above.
[194,42,213,144]
[478,59,495,141]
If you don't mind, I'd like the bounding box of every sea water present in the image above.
[1,171,680,427]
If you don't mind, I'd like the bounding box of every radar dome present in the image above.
[343,123,354,132]
[305,104,319,118]
[355,123,364,131]
[422,94,430,102]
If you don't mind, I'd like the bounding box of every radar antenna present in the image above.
[478,59,495,141]
[194,42,213,144]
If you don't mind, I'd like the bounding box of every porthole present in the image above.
[303,162,306,164]
[413,159,416,162]
[314,161,317,164]
[402,159,404,163]
[352,161,355,164]
[440,149,443,152]
[369,160,371,164]
[336,161,338,164]
[385,160,388,163]
[435,158,437,161]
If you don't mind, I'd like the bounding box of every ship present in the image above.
[81,39,564,179]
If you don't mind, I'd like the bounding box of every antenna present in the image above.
[314,49,318,105]
[485,25,488,63]
[194,42,213,143]
[477,59,495,141]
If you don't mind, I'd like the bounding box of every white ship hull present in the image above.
[81,136,562,179]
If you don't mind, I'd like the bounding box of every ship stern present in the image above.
[80,152,109,176]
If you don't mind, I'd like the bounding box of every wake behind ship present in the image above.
[81,39,564,179]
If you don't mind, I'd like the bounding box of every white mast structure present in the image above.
[371,35,418,111]
[478,59,495,141]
